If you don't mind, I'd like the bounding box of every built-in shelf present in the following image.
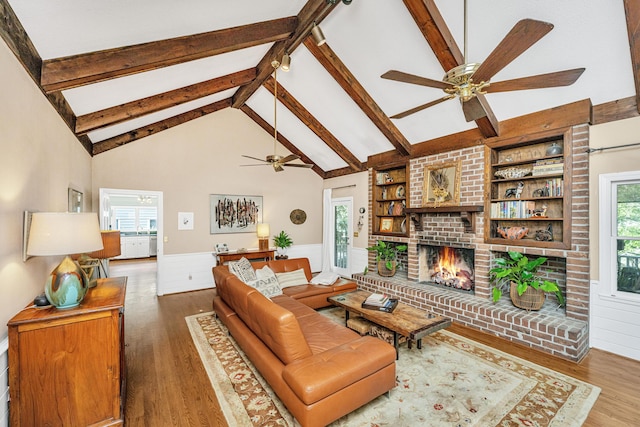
[405,205,484,233]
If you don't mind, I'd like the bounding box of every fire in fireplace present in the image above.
[419,245,475,292]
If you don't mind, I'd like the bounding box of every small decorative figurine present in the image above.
[497,226,529,240]
[535,224,554,241]
[532,204,548,218]
[505,181,524,198]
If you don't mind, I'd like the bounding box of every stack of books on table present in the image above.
[361,293,398,313]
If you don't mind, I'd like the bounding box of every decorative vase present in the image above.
[509,282,545,311]
[377,260,396,277]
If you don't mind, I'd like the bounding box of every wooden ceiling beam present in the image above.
[304,38,413,157]
[263,76,363,172]
[76,68,257,134]
[232,0,338,108]
[92,98,232,155]
[41,17,297,93]
[624,0,640,114]
[592,96,639,125]
[240,105,326,177]
[402,0,499,137]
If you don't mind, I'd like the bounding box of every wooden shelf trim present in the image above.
[405,205,484,233]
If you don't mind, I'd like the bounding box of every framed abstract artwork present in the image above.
[210,194,263,234]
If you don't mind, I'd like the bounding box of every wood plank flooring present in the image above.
[114,260,640,426]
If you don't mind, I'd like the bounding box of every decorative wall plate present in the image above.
[290,209,307,224]
[396,185,405,198]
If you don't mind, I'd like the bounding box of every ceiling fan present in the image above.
[381,1,585,122]
[242,60,314,173]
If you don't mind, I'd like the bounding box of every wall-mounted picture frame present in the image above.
[422,159,462,207]
[379,217,394,233]
[215,243,229,253]
[210,194,263,234]
[178,212,194,230]
[68,188,83,212]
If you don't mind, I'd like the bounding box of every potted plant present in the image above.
[489,251,565,310]
[366,240,407,277]
[273,230,293,259]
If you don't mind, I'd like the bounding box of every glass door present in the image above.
[331,197,352,276]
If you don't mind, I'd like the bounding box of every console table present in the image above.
[216,249,275,264]
[8,276,127,426]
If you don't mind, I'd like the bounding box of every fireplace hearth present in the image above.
[418,244,475,292]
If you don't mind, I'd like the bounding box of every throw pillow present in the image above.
[310,271,340,286]
[276,268,309,289]
[228,257,257,283]
[247,275,283,298]
[255,265,277,281]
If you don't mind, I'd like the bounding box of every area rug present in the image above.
[186,309,600,427]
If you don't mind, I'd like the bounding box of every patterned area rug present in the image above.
[186,309,600,427]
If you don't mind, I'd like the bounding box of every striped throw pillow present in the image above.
[275,268,308,289]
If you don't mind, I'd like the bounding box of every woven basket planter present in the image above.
[377,260,397,277]
[509,282,545,311]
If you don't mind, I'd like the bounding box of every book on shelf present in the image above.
[362,298,398,313]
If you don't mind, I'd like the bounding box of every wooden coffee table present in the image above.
[328,290,451,358]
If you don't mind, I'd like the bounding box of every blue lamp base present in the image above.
[44,256,89,309]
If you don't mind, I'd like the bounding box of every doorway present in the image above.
[331,197,353,276]
[99,188,164,296]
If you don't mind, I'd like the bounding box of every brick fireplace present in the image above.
[358,124,590,361]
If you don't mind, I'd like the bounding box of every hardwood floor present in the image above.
[114,260,640,426]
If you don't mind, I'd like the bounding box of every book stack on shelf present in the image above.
[490,200,537,219]
[361,293,398,313]
[532,159,563,176]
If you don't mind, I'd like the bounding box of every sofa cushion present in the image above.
[247,276,283,298]
[229,257,257,282]
[276,268,309,289]
[245,292,312,364]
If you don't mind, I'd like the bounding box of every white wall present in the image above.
[589,116,640,360]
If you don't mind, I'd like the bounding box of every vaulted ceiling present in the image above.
[2,0,640,178]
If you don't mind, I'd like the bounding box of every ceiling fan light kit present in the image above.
[281,53,291,72]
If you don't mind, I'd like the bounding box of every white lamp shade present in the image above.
[27,212,104,256]
[256,223,270,238]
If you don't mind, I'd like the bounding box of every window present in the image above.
[113,206,157,232]
[600,172,640,300]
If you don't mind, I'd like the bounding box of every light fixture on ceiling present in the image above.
[281,53,291,72]
[311,23,326,46]
[326,0,353,4]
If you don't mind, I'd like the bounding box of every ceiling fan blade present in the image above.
[283,163,314,168]
[485,68,585,93]
[242,155,269,163]
[273,163,284,172]
[390,95,454,119]
[279,154,300,164]
[472,19,554,84]
[240,164,270,167]
[381,70,452,90]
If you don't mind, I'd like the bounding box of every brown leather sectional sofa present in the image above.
[212,258,396,427]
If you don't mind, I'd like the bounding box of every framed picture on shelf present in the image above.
[379,218,393,233]
[423,159,461,207]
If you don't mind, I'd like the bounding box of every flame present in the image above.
[437,247,459,279]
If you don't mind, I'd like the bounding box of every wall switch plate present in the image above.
[354,232,359,237]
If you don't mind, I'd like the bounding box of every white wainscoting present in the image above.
[350,247,369,277]
[590,280,640,361]
[1,336,8,427]
[157,252,217,295]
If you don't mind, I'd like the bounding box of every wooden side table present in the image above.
[216,249,275,265]
[8,276,127,426]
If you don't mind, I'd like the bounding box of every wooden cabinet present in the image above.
[8,277,127,426]
[373,164,409,236]
[117,235,150,259]
[484,133,571,249]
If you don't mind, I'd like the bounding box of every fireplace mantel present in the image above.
[405,205,484,233]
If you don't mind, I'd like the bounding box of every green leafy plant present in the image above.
[489,251,565,306]
[273,230,293,250]
[366,240,407,271]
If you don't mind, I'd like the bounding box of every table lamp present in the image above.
[27,212,103,309]
[257,223,270,251]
